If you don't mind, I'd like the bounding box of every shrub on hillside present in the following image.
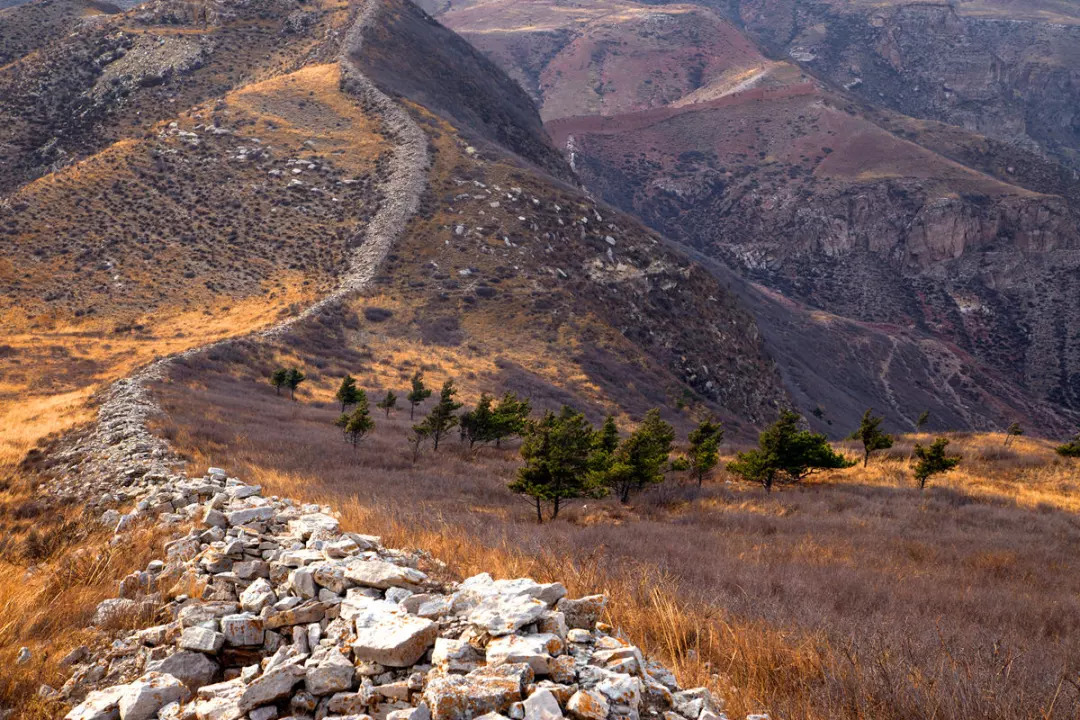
[1055,434,1080,458]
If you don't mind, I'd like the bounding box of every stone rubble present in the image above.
[60,468,737,720]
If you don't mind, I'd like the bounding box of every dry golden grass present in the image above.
[0,278,315,471]
[164,383,1080,720]
[227,64,383,175]
[0,474,184,718]
[832,432,1080,512]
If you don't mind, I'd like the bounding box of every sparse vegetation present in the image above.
[162,376,1080,720]
[1004,421,1024,446]
[1056,433,1080,457]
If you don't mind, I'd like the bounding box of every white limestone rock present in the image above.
[348,596,439,667]
[523,689,563,720]
[179,626,225,654]
[343,558,427,590]
[117,672,189,720]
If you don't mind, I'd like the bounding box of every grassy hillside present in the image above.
[155,364,1080,720]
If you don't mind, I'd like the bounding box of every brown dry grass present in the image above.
[158,370,1080,720]
[0,280,315,471]
[0,474,183,718]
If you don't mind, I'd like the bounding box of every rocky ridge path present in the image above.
[57,468,731,720]
[32,4,735,720]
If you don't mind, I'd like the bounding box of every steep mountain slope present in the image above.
[0,0,791,475]
[429,0,1080,433]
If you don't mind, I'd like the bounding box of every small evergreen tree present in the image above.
[460,393,497,448]
[912,437,960,490]
[1004,422,1024,446]
[848,408,894,467]
[339,389,374,449]
[586,415,620,485]
[728,409,854,492]
[1055,433,1080,458]
[406,371,432,419]
[687,417,724,486]
[510,406,602,522]
[376,390,397,417]
[594,415,620,456]
[336,374,360,412]
[271,368,289,396]
[601,409,675,503]
[915,410,930,432]
[491,392,532,446]
[414,379,462,450]
[285,368,305,400]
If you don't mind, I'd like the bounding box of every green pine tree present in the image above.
[271,368,289,396]
[336,374,360,412]
[285,367,305,401]
[337,389,374,449]
[848,408,894,467]
[491,392,532,446]
[601,408,675,503]
[460,393,497,448]
[915,410,930,432]
[414,379,462,450]
[406,370,432,419]
[728,409,854,492]
[510,406,603,522]
[376,390,397,417]
[912,437,960,490]
[687,417,724,486]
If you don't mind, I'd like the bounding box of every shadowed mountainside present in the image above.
[426,0,1080,434]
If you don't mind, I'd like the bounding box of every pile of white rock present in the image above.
[62,468,734,720]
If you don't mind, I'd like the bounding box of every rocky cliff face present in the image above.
[729,0,1080,169]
